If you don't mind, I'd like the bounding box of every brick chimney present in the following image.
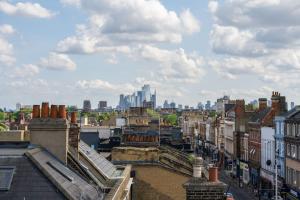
[258,98,267,111]
[183,159,227,200]
[69,111,80,160]
[271,91,287,116]
[235,99,245,118]
[29,103,70,165]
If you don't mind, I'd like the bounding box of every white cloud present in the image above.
[136,45,205,83]
[209,0,300,90]
[0,1,55,18]
[76,79,135,94]
[13,64,39,78]
[180,9,201,34]
[0,36,15,66]
[210,24,267,56]
[0,24,15,35]
[39,52,76,71]
[57,0,200,54]
[208,1,218,13]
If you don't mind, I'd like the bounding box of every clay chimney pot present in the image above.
[41,102,49,118]
[58,105,66,119]
[32,105,40,118]
[209,167,219,182]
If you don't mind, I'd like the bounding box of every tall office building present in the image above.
[291,102,295,109]
[16,103,21,111]
[118,85,156,110]
[98,101,107,111]
[83,100,91,111]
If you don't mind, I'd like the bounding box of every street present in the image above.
[219,170,259,200]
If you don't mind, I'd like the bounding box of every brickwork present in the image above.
[132,165,190,200]
[183,178,227,200]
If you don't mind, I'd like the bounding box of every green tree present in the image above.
[146,109,160,119]
[0,112,4,121]
[164,114,178,126]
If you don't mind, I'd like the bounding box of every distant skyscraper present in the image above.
[170,102,176,109]
[83,100,91,111]
[197,102,204,110]
[16,102,21,111]
[142,84,151,102]
[291,102,295,109]
[98,101,107,111]
[163,100,169,108]
[118,85,156,110]
[205,100,211,110]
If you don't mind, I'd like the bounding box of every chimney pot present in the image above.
[58,105,66,119]
[208,167,219,182]
[50,105,58,118]
[32,105,40,118]
[41,102,49,118]
[71,112,77,124]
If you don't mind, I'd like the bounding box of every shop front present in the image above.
[250,167,260,188]
[286,188,300,200]
[240,161,250,184]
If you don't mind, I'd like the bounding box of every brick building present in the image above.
[284,109,300,199]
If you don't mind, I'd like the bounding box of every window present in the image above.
[285,167,290,184]
[276,122,280,135]
[0,166,15,191]
[287,144,291,156]
[281,122,284,135]
[293,169,297,186]
[292,145,297,158]
[298,171,300,188]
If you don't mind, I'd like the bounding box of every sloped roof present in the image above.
[0,149,64,200]
[283,106,300,119]
[249,108,271,123]
[79,141,122,179]
[26,148,102,200]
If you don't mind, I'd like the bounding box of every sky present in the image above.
[1,0,300,109]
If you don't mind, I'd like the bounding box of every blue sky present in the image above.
[1,0,300,109]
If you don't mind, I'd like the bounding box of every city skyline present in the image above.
[1,0,300,108]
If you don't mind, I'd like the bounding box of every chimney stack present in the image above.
[29,103,69,165]
[209,167,219,182]
[32,105,40,118]
[50,105,58,118]
[41,102,49,118]
[58,105,66,119]
[258,98,267,111]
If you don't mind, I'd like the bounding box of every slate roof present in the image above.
[79,141,122,179]
[284,106,300,119]
[26,148,102,200]
[249,107,271,123]
[224,103,235,113]
[0,150,65,200]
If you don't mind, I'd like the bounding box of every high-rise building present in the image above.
[163,100,169,108]
[83,100,91,111]
[197,102,204,110]
[118,85,156,110]
[170,102,176,109]
[205,100,211,110]
[16,103,21,111]
[98,101,107,111]
[291,102,295,109]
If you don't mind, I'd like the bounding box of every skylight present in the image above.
[0,166,15,191]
